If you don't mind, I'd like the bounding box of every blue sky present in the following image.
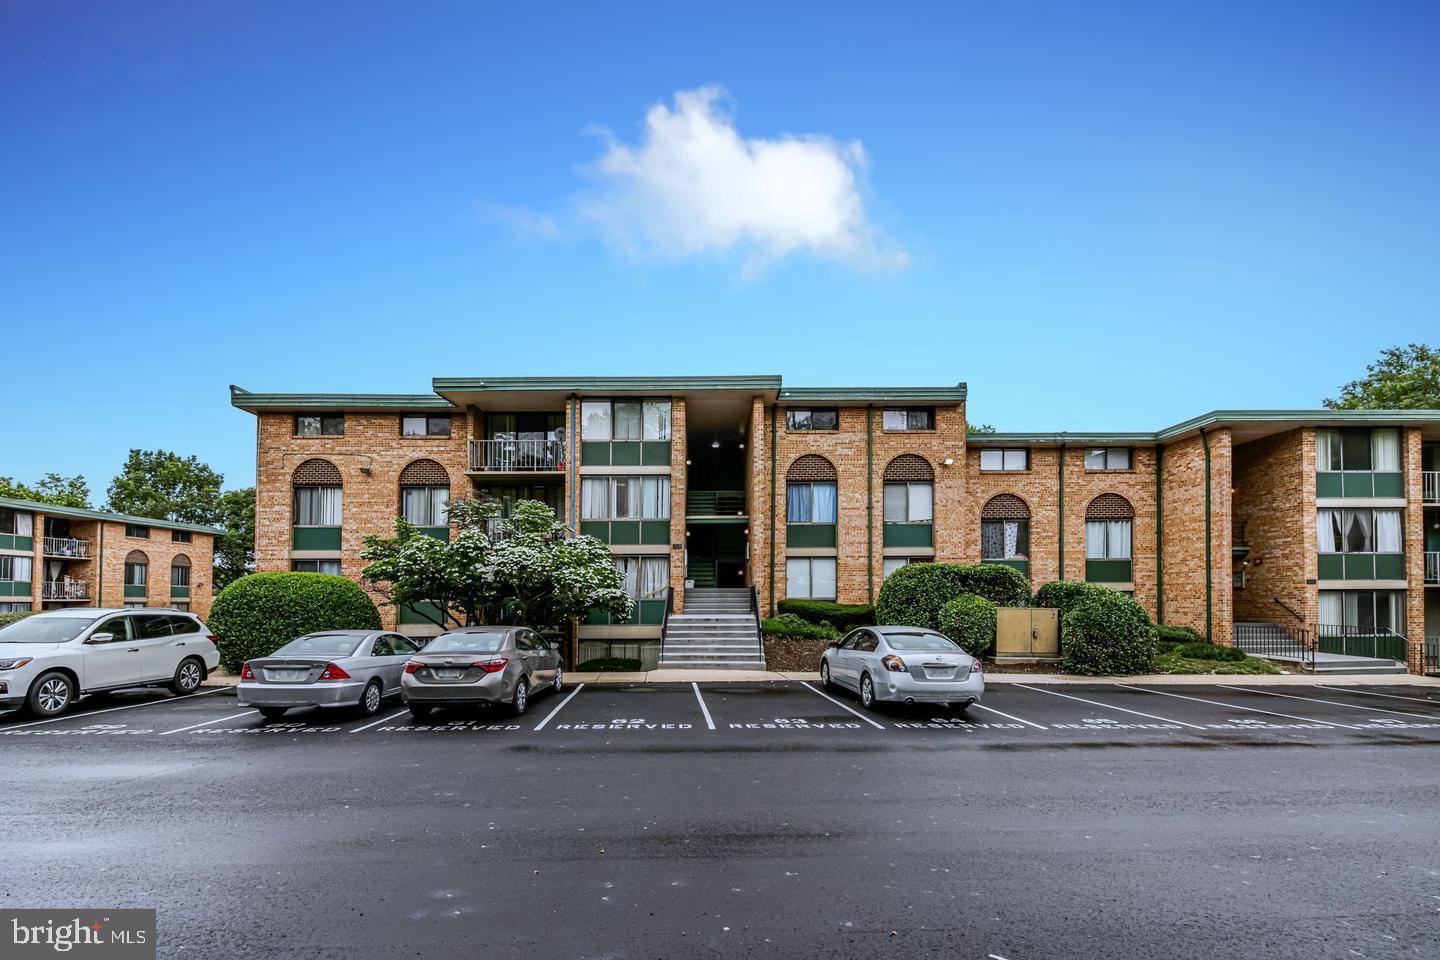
[2,0,1437,493]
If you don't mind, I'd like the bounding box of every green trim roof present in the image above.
[971,409,1440,445]
[230,385,457,411]
[0,496,222,535]
[432,375,784,394]
[778,385,967,403]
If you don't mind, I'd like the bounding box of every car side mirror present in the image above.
[86,632,114,644]
[550,642,561,651]
[827,640,842,648]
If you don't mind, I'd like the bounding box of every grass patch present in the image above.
[1153,649,1282,675]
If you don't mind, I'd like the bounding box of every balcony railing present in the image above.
[1425,471,1439,504]
[686,490,746,517]
[42,536,91,559]
[468,438,565,473]
[42,580,89,600]
[1427,551,1439,585]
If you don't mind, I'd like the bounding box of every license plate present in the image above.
[271,669,307,682]
[434,669,464,680]
[924,667,955,680]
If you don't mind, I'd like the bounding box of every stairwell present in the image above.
[1233,621,1408,675]
[658,588,767,671]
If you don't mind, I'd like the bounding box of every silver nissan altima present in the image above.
[237,630,424,720]
[819,626,984,711]
[400,626,562,718]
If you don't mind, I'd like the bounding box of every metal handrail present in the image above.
[1233,622,1314,666]
[1423,470,1439,504]
[1271,597,1307,626]
[468,438,565,472]
[42,580,89,600]
[687,490,747,516]
[1316,624,1408,661]
[749,585,763,642]
[660,586,674,637]
[42,536,91,559]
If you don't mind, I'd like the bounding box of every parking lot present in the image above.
[4,680,1439,960]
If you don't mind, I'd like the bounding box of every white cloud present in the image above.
[477,202,562,241]
[576,86,906,275]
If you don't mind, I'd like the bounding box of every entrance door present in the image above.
[686,525,747,588]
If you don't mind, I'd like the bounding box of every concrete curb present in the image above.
[565,670,1440,687]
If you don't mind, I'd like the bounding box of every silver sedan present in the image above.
[820,626,984,711]
[401,626,562,719]
[237,630,424,720]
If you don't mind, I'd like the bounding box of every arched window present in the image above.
[785,455,837,524]
[882,455,934,524]
[1085,494,1134,561]
[399,459,450,527]
[292,458,343,527]
[124,550,149,589]
[171,553,191,589]
[981,495,1030,562]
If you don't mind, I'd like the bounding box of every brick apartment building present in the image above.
[0,496,218,619]
[231,379,1440,675]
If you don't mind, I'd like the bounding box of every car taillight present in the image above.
[970,659,983,673]
[318,663,351,681]
[404,661,422,674]
[239,663,254,680]
[206,635,220,647]
[473,658,508,673]
[881,655,906,673]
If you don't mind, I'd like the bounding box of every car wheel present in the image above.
[28,671,75,718]
[408,704,433,720]
[819,660,833,690]
[551,666,564,693]
[171,657,205,695]
[511,677,530,717]
[859,673,876,710]
[358,680,383,716]
[258,706,289,720]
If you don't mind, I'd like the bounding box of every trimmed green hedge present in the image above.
[1060,591,1158,676]
[761,614,841,643]
[1157,624,1205,644]
[209,572,381,672]
[1172,642,1248,662]
[1032,579,1116,616]
[576,657,643,672]
[776,599,875,631]
[0,610,38,630]
[876,563,1030,630]
[936,594,998,657]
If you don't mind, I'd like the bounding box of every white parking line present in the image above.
[1014,683,1206,730]
[800,682,886,730]
[692,683,715,730]
[351,708,409,733]
[1217,685,1439,721]
[970,703,1047,730]
[0,686,228,731]
[1315,686,1440,707]
[158,709,258,736]
[533,683,584,731]
[1120,686,1359,729]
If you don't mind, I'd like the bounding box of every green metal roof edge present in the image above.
[0,496,223,535]
[230,385,457,411]
[431,375,784,394]
[778,384,967,403]
[975,409,1440,444]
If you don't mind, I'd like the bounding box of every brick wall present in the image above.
[669,398,687,613]
[1404,427,1426,673]
[96,519,216,618]
[747,398,775,614]
[1231,429,1312,627]
[1160,430,1233,643]
[1062,446,1159,618]
[966,447,1062,588]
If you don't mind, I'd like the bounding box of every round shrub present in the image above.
[776,599,875,631]
[1173,642,1248,662]
[1158,624,1206,645]
[1033,579,1114,616]
[876,562,1031,630]
[209,572,381,672]
[936,593,998,657]
[0,610,38,630]
[1060,591,1158,676]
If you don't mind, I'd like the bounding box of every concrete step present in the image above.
[656,661,768,671]
[1311,662,1409,674]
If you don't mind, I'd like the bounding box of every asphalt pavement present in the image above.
[2,680,1438,959]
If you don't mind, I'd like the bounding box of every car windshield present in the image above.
[0,615,98,644]
[272,634,366,658]
[426,632,507,654]
[886,632,961,652]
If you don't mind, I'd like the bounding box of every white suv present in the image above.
[0,608,220,718]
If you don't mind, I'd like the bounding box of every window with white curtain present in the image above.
[882,558,912,579]
[1371,429,1400,471]
[1084,447,1132,470]
[581,400,670,440]
[581,402,612,440]
[1317,428,1399,471]
[124,561,147,587]
[580,477,670,520]
[981,520,1029,560]
[401,486,450,526]
[1085,520,1132,560]
[1317,508,1401,553]
[882,408,934,430]
[979,449,1028,471]
[293,560,342,575]
[294,486,343,526]
[787,557,837,599]
[1319,590,1405,633]
[787,482,837,523]
[0,556,32,582]
[615,556,669,599]
[0,509,33,536]
[883,483,933,523]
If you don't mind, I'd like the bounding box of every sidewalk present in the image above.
[567,669,1440,687]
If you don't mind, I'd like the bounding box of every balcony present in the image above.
[686,490,746,518]
[468,439,566,474]
[43,536,91,559]
[1424,471,1439,504]
[1427,551,1438,585]
[42,580,89,601]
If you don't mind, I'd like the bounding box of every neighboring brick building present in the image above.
[0,496,219,619]
[231,382,1440,674]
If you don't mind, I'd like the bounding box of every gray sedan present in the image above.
[819,626,984,711]
[401,626,562,718]
[237,630,424,720]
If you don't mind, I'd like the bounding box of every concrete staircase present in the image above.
[658,588,766,671]
[1234,622,1408,675]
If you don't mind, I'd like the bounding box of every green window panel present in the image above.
[399,601,445,625]
[1085,559,1132,583]
[641,441,672,466]
[417,526,451,542]
[608,521,641,545]
[588,598,669,627]
[1374,553,1406,579]
[1318,633,1408,661]
[983,558,1030,577]
[883,523,933,548]
[580,441,611,466]
[609,442,642,466]
[1342,473,1375,497]
[1316,473,1344,498]
[1317,554,1345,580]
[0,581,32,598]
[0,534,34,552]
[292,526,342,550]
[123,584,146,599]
[1343,554,1376,579]
[15,536,33,552]
[170,586,190,599]
[787,523,836,548]
[580,521,609,542]
[640,520,670,545]
[1372,472,1404,497]
[1320,553,1406,580]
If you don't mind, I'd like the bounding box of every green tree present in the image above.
[1326,343,1440,409]
[212,487,256,591]
[0,473,91,508]
[360,497,632,631]
[966,423,997,435]
[106,449,223,523]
